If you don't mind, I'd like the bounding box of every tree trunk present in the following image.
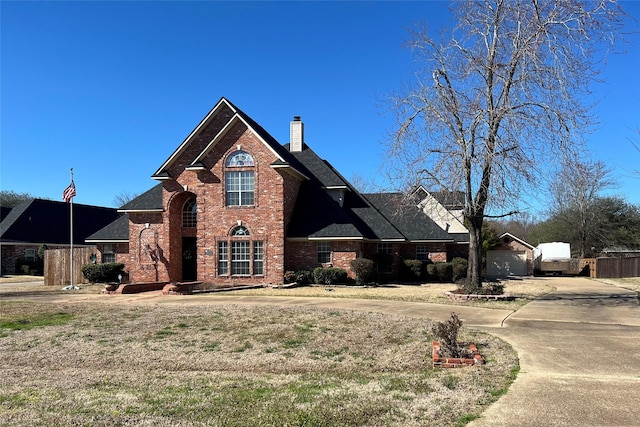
[467,216,483,290]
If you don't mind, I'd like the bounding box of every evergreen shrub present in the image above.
[81,263,125,283]
[313,267,348,285]
[435,262,454,282]
[402,259,423,281]
[350,258,374,285]
[451,257,468,281]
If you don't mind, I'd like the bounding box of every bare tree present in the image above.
[384,0,625,287]
[0,191,35,208]
[113,191,139,208]
[349,173,378,194]
[548,157,616,257]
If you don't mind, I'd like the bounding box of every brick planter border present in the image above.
[102,281,169,295]
[443,291,512,301]
[432,341,484,368]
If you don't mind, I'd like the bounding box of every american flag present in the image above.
[63,181,76,203]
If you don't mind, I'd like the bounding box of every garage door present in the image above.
[487,250,527,277]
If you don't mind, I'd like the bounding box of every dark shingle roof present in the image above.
[286,144,347,188]
[1,206,12,222]
[431,190,465,209]
[119,184,163,211]
[364,193,456,241]
[286,180,377,239]
[85,214,130,242]
[92,99,468,244]
[285,146,467,242]
[0,199,119,245]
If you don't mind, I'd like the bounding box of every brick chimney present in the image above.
[290,116,304,152]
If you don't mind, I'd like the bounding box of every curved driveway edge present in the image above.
[469,277,640,427]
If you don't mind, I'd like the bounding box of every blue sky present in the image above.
[2,1,639,214]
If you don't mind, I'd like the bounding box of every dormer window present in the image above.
[225,151,255,206]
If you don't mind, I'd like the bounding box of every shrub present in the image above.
[371,253,394,279]
[478,282,505,295]
[431,312,471,358]
[456,278,503,295]
[37,244,48,260]
[435,262,453,283]
[284,270,313,285]
[350,258,374,285]
[426,263,439,281]
[81,263,125,283]
[451,257,468,282]
[16,260,43,276]
[456,278,480,294]
[313,267,348,285]
[400,259,423,281]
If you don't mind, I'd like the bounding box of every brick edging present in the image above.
[432,341,484,368]
[443,291,511,301]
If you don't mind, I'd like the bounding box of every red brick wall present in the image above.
[126,212,166,283]
[285,240,361,278]
[330,241,360,278]
[1,244,67,275]
[126,117,297,285]
[286,241,316,272]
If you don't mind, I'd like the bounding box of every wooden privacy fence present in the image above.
[44,247,96,286]
[581,256,640,279]
[594,256,640,279]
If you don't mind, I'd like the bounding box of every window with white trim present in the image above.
[102,244,116,263]
[218,241,229,275]
[231,241,250,275]
[416,245,430,261]
[217,226,264,277]
[24,249,36,262]
[253,241,264,275]
[317,241,332,264]
[225,151,255,206]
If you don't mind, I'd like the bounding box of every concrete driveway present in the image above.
[469,277,640,427]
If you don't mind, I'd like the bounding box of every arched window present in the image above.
[218,225,263,277]
[226,151,255,167]
[225,151,255,206]
[182,198,197,228]
[231,226,250,236]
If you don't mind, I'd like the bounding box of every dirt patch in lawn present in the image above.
[0,301,518,427]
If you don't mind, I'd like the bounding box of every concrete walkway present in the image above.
[469,277,640,427]
[2,276,639,425]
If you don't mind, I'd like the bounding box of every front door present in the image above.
[182,237,197,281]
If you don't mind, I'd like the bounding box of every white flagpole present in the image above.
[69,168,74,286]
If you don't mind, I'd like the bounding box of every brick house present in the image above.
[86,97,469,285]
[0,199,119,275]
[486,232,535,277]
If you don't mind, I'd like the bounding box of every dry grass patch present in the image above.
[0,301,518,426]
[595,277,640,294]
[227,279,554,310]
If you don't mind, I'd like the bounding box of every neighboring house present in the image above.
[0,199,120,275]
[1,206,13,222]
[86,97,469,285]
[486,232,535,277]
